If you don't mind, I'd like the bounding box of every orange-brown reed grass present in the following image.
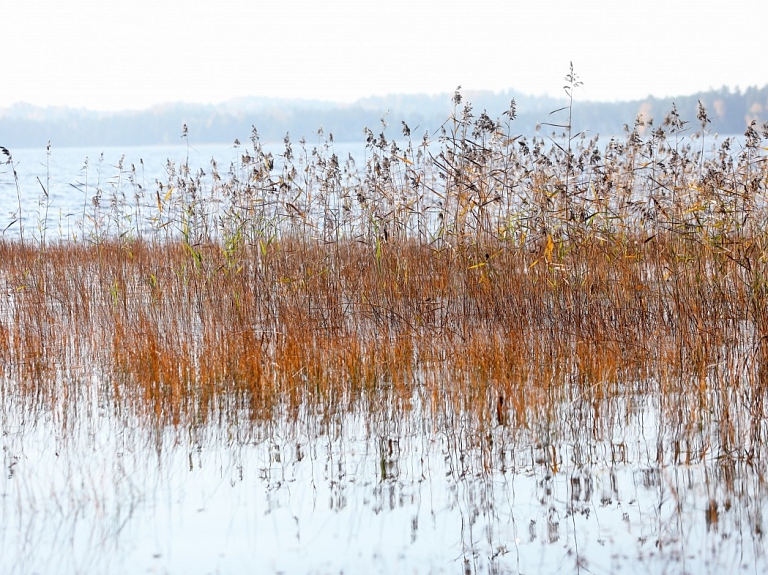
[1,95,768,461]
[0,231,765,436]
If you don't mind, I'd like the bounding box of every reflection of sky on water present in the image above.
[1,386,764,574]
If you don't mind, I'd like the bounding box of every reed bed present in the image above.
[1,93,768,463]
[4,94,768,573]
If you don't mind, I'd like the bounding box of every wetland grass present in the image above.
[2,96,767,432]
[2,86,768,572]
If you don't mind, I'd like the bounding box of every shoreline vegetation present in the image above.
[2,82,768,148]
[1,80,768,448]
[3,74,768,572]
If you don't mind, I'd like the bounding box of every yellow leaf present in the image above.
[164,187,174,202]
[544,235,554,262]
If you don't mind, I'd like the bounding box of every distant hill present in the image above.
[1,85,767,149]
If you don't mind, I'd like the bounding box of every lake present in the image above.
[1,132,744,242]
[4,370,764,574]
[1,131,767,575]
[1,141,350,242]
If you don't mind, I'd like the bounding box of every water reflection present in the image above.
[1,376,765,574]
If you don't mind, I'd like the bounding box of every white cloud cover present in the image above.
[1,0,765,110]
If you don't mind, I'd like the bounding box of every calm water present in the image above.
[1,133,743,243]
[0,141,374,242]
[1,378,765,574]
[1,139,766,574]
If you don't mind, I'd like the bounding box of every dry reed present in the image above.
[1,92,768,471]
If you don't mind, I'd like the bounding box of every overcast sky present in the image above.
[2,0,766,111]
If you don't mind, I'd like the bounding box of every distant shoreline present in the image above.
[2,85,766,148]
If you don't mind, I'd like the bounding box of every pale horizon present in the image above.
[2,0,766,112]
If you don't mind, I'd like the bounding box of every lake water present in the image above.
[0,142,325,241]
[1,132,744,243]
[3,376,765,575]
[1,137,766,575]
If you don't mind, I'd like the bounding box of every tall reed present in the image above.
[1,87,767,465]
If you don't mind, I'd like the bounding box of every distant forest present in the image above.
[2,84,768,149]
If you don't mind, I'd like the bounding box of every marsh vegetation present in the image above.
[2,77,768,573]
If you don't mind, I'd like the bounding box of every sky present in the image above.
[1,0,766,111]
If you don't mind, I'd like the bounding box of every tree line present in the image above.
[2,84,767,149]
